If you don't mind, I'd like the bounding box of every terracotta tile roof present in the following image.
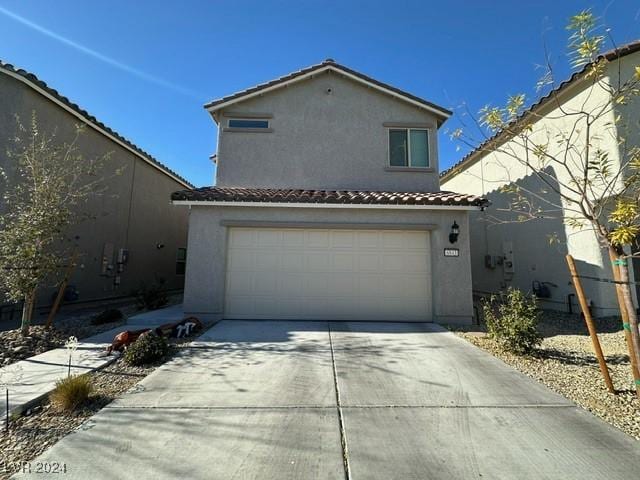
[440,39,640,181]
[0,59,194,189]
[204,59,452,121]
[171,186,489,208]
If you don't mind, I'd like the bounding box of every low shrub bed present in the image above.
[123,333,170,366]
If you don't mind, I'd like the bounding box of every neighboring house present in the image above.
[441,41,640,317]
[172,59,488,323]
[0,60,193,312]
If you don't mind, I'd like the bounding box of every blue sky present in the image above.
[1,1,639,187]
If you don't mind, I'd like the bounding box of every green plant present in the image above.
[123,333,169,366]
[49,374,93,412]
[482,288,542,354]
[91,308,124,325]
[134,278,168,311]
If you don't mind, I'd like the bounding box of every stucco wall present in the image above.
[0,71,189,306]
[215,71,442,192]
[182,205,473,324]
[441,54,640,316]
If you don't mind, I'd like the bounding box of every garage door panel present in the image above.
[382,254,407,272]
[357,231,380,248]
[228,251,255,272]
[255,253,279,271]
[333,253,355,272]
[280,274,306,296]
[227,271,252,292]
[329,275,356,296]
[257,229,282,246]
[253,272,277,295]
[229,229,255,247]
[282,253,305,272]
[305,275,330,296]
[406,254,430,273]
[307,252,331,272]
[282,229,305,246]
[358,254,381,271]
[225,228,431,321]
[307,230,330,247]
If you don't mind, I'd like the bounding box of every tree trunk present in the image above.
[615,259,640,384]
[608,248,640,397]
[20,290,36,336]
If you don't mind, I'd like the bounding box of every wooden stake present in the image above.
[608,249,640,397]
[46,251,78,329]
[566,255,615,393]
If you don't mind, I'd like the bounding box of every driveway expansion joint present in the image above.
[328,322,352,480]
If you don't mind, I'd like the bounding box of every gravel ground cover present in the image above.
[0,334,199,479]
[0,298,181,367]
[453,311,640,440]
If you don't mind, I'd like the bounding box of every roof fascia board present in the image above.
[205,65,451,121]
[440,72,592,183]
[172,200,481,210]
[0,68,192,189]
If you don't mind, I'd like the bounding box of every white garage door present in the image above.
[224,228,432,321]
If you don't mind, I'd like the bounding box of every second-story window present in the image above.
[228,118,270,129]
[389,128,429,167]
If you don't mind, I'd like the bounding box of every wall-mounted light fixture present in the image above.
[156,243,165,250]
[449,221,459,244]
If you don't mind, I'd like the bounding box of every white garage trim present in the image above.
[223,227,432,322]
[220,220,439,230]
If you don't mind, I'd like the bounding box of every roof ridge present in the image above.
[203,60,452,119]
[440,38,640,180]
[0,59,194,189]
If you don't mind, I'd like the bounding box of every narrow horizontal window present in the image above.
[388,128,429,167]
[228,119,269,129]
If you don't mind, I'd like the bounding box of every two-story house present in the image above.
[172,60,488,324]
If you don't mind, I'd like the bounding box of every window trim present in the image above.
[226,118,270,129]
[387,127,431,169]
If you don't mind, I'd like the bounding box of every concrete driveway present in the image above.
[15,321,640,479]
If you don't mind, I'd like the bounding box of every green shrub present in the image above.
[134,279,169,311]
[49,374,93,412]
[123,333,169,366]
[91,308,124,325]
[482,288,542,354]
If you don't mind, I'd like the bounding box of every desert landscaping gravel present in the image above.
[0,332,202,480]
[0,356,155,479]
[454,311,640,440]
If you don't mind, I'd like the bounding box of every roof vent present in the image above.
[324,58,336,63]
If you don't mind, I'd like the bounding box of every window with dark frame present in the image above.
[228,119,270,129]
[389,128,429,167]
[176,248,187,275]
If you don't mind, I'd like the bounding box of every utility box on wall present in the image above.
[502,241,515,278]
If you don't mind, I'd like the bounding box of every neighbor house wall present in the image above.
[183,205,473,324]
[441,58,636,317]
[215,71,442,192]
[0,71,189,306]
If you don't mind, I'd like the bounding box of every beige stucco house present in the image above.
[441,41,640,317]
[173,59,487,324]
[0,60,192,315]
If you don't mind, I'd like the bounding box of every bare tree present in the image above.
[451,10,640,394]
[0,113,113,335]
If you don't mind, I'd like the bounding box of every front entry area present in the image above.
[223,227,432,321]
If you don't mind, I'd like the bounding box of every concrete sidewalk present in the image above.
[12,320,640,480]
[0,305,184,418]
